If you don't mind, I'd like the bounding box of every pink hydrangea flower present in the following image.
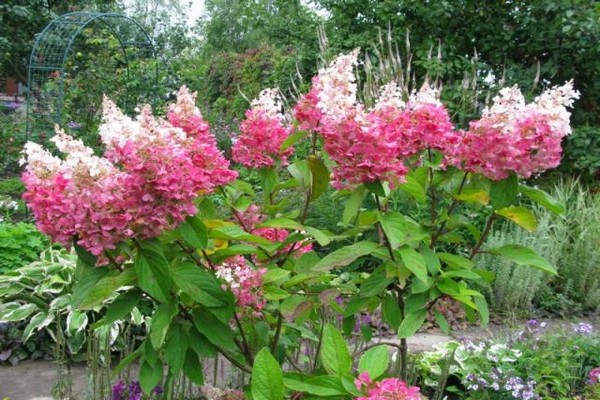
[232,88,293,168]
[458,82,579,180]
[214,256,267,314]
[355,372,421,400]
[22,88,237,263]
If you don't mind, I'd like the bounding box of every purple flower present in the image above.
[152,385,163,395]
[5,101,19,110]
[574,322,593,335]
[128,381,142,400]
[67,120,81,129]
[111,380,126,400]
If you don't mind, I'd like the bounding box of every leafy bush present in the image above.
[0,248,147,363]
[417,321,600,399]
[0,178,25,197]
[535,180,600,313]
[0,222,48,273]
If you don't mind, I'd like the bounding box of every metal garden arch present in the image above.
[26,12,158,144]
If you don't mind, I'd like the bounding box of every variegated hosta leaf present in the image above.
[0,302,37,322]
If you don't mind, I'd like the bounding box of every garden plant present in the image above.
[10,48,582,399]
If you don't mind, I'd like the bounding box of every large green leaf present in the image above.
[381,294,401,330]
[519,185,565,215]
[397,246,428,283]
[139,360,163,395]
[488,244,557,274]
[183,350,204,385]
[399,175,427,202]
[150,303,175,350]
[77,268,136,310]
[360,269,393,298]
[379,212,407,249]
[192,309,237,350]
[178,216,208,249]
[308,155,330,201]
[490,172,518,209]
[93,289,142,328]
[71,266,109,308]
[135,247,172,304]
[495,206,537,232]
[283,374,348,397]
[210,225,272,245]
[171,262,228,307]
[397,309,427,338]
[321,324,352,376]
[164,322,188,376]
[312,241,379,272]
[252,348,285,400]
[358,345,389,379]
[343,186,367,226]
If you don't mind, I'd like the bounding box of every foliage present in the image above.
[0,107,26,174]
[562,125,600,180]
[0,248,147,362]
[0,0,119,84]
[417,321,600,399]
[0,222,48,273]
[0,177,25,197]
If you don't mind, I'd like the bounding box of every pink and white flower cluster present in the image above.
[294,49,578,187]
[232,88,293,168]
[355,372,421,400]
[294,50,457,189]
[459,82,580,180]
[21,87,237,262]
[215,255,267,314]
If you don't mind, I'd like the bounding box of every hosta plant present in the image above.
[17,49,578,397]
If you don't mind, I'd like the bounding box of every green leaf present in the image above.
[0,303,37,322]
[304,226,331,246]
[183,350,204,385]
[192,309,237,350]
[93,289,142,328]
[360,270,392,298]
[434,310,450,334]
[519,185,565,215]
[73,244,97,267]
[140,360,163,394]
[259,218,304,230]
[365,179,386,197]
[490,172,518,209]
[397,246,428,283]
[397,309,427,338]
[437,253,474,270]
[252,348,285,400]
[488,244,557,274]
[263,285,291,300]
[308,155,330,201]
[358,345,389,379]
[283,375,348,397]
[495,206,537,232]
[455,189,490,205]
[150,303,175,350]
[171,262,228,307]
[312,241,379,272]
[178,216,208,249]
[288,160,312,187]
[343,186,367,226]
[71,266,109,308]
[135,247,172,304]
[281,130,307,151]
[474,296,489,327]
[399,175,427,202]
[210,225,273,245]
[164,323,188,376]
[381,294,401,330]
[66,311,88,336]
[263,268,291,284]
[78,268,137,310]
[321,324,352,376]
[379,212,407,249]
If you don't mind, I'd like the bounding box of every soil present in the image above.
[0,317,597,400]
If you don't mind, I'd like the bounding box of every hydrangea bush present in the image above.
[18,49,578,398]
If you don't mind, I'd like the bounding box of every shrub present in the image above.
[0,222,48,273]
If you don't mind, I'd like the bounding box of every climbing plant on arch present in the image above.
[26,12,158,147]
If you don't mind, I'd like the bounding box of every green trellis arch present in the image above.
[26,12,158,144]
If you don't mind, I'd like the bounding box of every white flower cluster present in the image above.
[374,81,406,111]
[250,88,285,121]
[315,48,361,123]
[408,82,443,108]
